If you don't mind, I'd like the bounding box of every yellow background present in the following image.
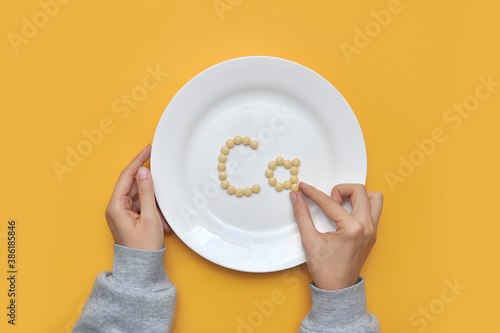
[1,0,499,332]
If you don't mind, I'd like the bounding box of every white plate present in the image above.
[151,56,366,273]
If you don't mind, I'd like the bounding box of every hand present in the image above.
[105,145,170,251]
[289,182,383,291]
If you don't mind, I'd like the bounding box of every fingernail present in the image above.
[290,191,297,204]
[137,167,149,179]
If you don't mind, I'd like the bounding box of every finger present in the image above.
[133,198,140,214]
[367,191,383,228]
[156,200,172,233]
[128,180,138,199]
[111,145,151,200]
[136,167,158,222]
[290,191,318,243]
[162,220,172,233]
[299,182,351,228]
[330,184,371,225]
[330,187,344,205]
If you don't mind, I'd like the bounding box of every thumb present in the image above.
[136,167,157,221]
[290,191,318,244]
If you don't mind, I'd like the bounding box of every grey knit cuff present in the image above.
[111,243,172,291]
[303,277,372,330]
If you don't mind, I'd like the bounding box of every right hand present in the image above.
[289,182,383,291]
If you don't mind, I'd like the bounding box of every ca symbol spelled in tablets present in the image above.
[217,137,301,197]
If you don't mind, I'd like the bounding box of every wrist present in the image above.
[115,238,165,251]
[314,275,359,291]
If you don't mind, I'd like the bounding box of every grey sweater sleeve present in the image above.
[299,278,380,333]
[72,244,177,333]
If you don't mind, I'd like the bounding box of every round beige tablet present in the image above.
[227,186,236,195]
[284,160,292,169]
[218,171,227,180]
[244,187,252,197]
[290,175,299,184]
[268,161,277,170]
[217,163,226,171]
[283,180,292,189]
[250,140,259,149]
[221,180,229,189]
[242,136,251,145]
[234,135,243,145]
[292,158,301,167]
[252,184,261,193]
[265,169,274,178]
[235,188,244,197]
[291,183,299,191]
[221,146,230,155]
[275,183,284,192]
[226,139,235,148]
[290,167,299,175]
[275,156,284,166]
[218,154,227,163]
[268,177,277,186]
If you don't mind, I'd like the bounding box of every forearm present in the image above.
[299,277,380,333]
[73,244,177,333]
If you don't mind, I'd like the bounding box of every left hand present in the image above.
[104,145,170,251]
